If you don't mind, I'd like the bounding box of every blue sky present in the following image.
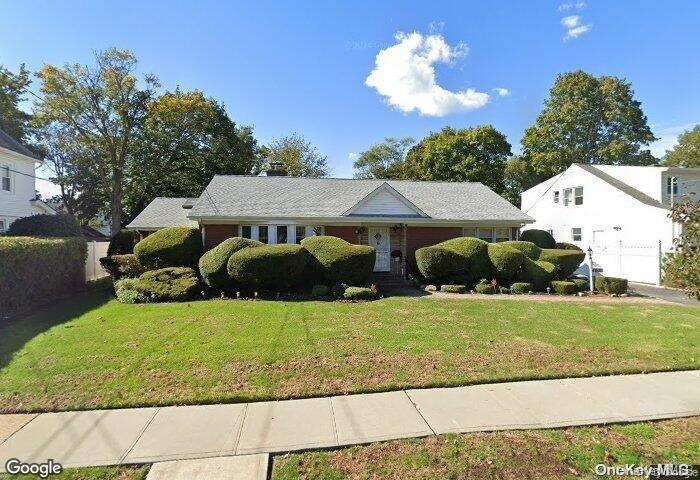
[1,0,698,198]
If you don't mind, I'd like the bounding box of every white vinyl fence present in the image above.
[85,241,110,281]
[587,240,664,285]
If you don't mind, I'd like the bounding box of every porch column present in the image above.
[402,223,407,277]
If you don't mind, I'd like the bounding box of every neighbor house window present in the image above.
[258,225,269,244]
[553,191,559,203]
[666,177,678,195]
[276,225,288,244]
[0,219,5,233]
[495,228,510,242]
[295,226,307,244]
[241,225,252,239]
[574,187,583,205]
[563,188,572,206]
[1,165,10,192]
[478,228,494,243]
[463,227,477,237]
[572,227,582,242]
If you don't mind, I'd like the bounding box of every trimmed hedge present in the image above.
[538,249,585,279]
[0,236,87,312]
[595,276,628,295]
[133,267,201,302]
[441,284,467,294]
[134,227,202,270]
[311,284,330,297]
[520,229,556,249]
[475,283,496,294]
[521,257,556,291]
[108,230,139,255]
[499,240,542,260]
[228,244,307,291]
[343,286,377,300]
[511,282,533,294]
[415,237,490,285]
[199,237,262,290]
[5,214,83,238]
[99,254,146,280]
[550,280,577,295]
[571,278,589,292]
[332,283,349,298]
[555,242,583,251]
[301,236,375,286]
[487,243,525,285]
[114,278,149,304]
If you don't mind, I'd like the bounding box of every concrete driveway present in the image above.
[629,282,698,306]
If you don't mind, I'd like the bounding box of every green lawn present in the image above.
[0,288,698,413]
[0,465,148,480]
[272,418,700,480]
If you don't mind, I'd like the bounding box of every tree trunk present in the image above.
[110,165,123,237]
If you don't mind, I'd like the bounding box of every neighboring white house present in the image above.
[0,128,41,233]
[521,164,700,284]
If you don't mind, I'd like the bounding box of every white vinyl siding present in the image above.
[350,188,421,216]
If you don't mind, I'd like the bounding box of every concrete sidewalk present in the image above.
[1,371,698,472]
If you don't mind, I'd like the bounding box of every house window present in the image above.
[1,165,10,192]
[276,225,288,244]
[666,177,678,195]
[478,227,494,243]
[553,191,559,203]
[574,187,583,205]
[572,227,582,242]
[258,225,269,244]
[494,228,510,242]
[0,219,5,233]
[295,226,307,244]
[463,227,477,237]
[241,225,252,239]
[563,188,572,206]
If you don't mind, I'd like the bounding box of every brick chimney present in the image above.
[266,161,288,177]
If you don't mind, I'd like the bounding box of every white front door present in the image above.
[369,227,390,272]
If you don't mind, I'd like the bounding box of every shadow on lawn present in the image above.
[0,283,113,370]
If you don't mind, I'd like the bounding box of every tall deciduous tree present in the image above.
[33,48,157,235]
[263,133,329,177]
[404,126,511,195]
[521,70,657,180]
[353,137,414,179]
[124,89,260,222]
[0,64,32,143]
[664,125,700,168]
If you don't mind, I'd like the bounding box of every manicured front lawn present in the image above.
[0,465,148,480]
[1,289,698,413]
[272,418,700,480]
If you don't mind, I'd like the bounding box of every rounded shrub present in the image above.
[555,242,583,251]
[6,214,83,238]
[199,237,262,290]
[474,283,495,294]
[99,254,145,280]
[135,267,201,302]
[107,230,139,255]
[301,236,375,286]
[415,246,468,284]
[343,286,377,300]
[227,243,307,291]
[487,243,525,285]
[550,280,577,295]
[595,275,628,295]
[520,229,556,249]
[510,282,533,294]
[311,284,330,297]
[114,278,150,304]
[441,284,467,294]
[538,249,585,279]
[499,241,542,260]
[521,257,556,291]
[498,286,510,294]
[331,283,349,298]
[134,227,202,270]
[416,237,490,286]
[571,278,589,292]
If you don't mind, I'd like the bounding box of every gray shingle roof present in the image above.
[188,176,533,223]
[126,197,199,230]
[0,128,39,160]
[576,164,669,209]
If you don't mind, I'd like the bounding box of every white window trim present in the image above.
[0,218,6,233]
[574,186,584,205]
[238,224,321,244]
[571,227,582,242]
[553,191,559,203]
[1,162,14,194]
[563,188,572,206]
[462,226,512,243]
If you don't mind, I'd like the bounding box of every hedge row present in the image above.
[0,236,87,313]
[134,227,202,270]
[5,214,83,238]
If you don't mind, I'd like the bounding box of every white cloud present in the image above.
[348,152,359,161]
[649,122,698,158]
[558,1,586,11]
[561,15,592,39]
[493,87,510,97]
[365,31,489,117]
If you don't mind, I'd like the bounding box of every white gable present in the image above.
[343,183,427,217]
